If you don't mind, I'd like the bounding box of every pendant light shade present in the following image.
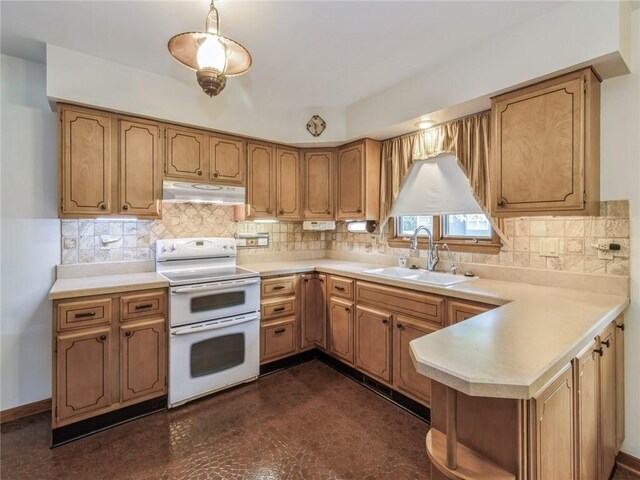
[168,1,252,97]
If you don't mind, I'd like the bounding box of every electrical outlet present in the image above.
[598,249,614,260]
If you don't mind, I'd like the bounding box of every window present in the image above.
[390,214,500,254]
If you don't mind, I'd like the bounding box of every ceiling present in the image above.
[1,1,568,109]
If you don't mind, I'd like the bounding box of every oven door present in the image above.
[170,277,260,327]
[169,313,260,408]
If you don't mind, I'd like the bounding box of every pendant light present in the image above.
[168,0,252,97]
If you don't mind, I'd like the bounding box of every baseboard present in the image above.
[1,398,51,424]
[617,451,640,476]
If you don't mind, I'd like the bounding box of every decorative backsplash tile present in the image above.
[60,203,326,265]
[60,200,630,277]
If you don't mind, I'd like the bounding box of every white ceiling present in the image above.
[1,1,568,109]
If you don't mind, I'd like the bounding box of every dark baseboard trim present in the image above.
[1,398,51,424]
[262,349,431,423]
[51,395,167,448]
[617,451,640,476]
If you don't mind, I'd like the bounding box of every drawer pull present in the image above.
[274,328,286,334]
[135,303,154,310]
[272,285,285,290]
[616,324,625,331]
[334,286,346,291]
[601,339,611,348]
[273,307,286,312]
[75,311,96,319]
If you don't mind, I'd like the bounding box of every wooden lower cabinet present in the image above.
[354,305,392,384]
[533,363,575,480]
[393,314,438,405]
[598,323,617,479]
[120,318,166,403]
[55,327,112,423]
[260,318,297,363]
[615,316,625,450]
[447,299,493,325]
[53,289,167,428]
[328,298,354,364]
[300,274,327,350]
[575,341,600,480]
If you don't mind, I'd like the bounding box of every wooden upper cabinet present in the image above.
[491,68,600,217]
[246,142,276,218]
[275,147,302,220]
[209,134,245,185]
[302,150,334,220]
[165,126,208,180]
[336,139,381,221]
[59,106,112,216]
[120,318,166,404]
[118,119,162,218]
[354,305,392,384]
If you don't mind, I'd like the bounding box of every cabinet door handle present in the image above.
[266,208,273,214]
[125,331,133,337]
[122,204,129,211]
[274,328,286,334]
[382,318,389,325]
[100,203,107,210]
[356,208,362,213]
[197,170,203,176]
[279,208,284,214]
[75,311,96,318]
[334,286,345,291]
[601,339,611,348]
[98,335,107,342]
[326,210,331,215]
[272,285,285,290]
[497,199,505,207]
[213,172,219,177]
[616,324,625,331]
[594,347,603,356]
[344,307,350,312]
[397,323,405,330]
[135,303,153,310]
[274,307,286,312]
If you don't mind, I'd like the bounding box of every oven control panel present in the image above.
[156,237,237,261]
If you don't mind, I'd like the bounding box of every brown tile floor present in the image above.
[1,360,638,480]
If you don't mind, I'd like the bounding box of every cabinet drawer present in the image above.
[57,297,112,331]
[356,281,445,327]
[120,290,166,321]
[261,276,296,298]
[261,296,296,320]
[447,299,494,325]
[328,276,354,300]
[261,318,297,363]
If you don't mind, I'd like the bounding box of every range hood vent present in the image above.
[162,181,245,205]
[389,153,483,217]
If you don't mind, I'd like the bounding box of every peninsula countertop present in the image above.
[241,258,629,400]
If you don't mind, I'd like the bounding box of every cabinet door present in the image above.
[120,318,166,403]
[303,150,334,219]
[599,323,617,478]
[447,299,492,325]
[210,134,245,185]
[575,340,600,480]
[165,126,207,180]
[533,363,574,480]
[615,316,625,451]
[300,274,326,350]
[336,143,364,220]
[393,315,437,405]
[276,147,302,220]
[492,70,595,216]
[56,327,111,423]
[354,305,392,384]
[118,120,162,218]
[247,142,275,218]
[60,107,112,216]
[328,298,354,364]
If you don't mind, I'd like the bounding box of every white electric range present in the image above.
[156,237,260,408]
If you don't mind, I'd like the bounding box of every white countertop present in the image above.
[242,258,629,399]
[48,272,169,300]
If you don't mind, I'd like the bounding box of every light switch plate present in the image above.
[539,238,559,257]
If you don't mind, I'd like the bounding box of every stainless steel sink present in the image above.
[362,267,473,287]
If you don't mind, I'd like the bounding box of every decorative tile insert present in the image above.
[61,203,326,265]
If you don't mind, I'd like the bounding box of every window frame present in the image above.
[387,215,501,254]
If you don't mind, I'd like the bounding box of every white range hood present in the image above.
[162,181,245,205]
[389,153,483,217]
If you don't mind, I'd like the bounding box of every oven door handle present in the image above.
[171,314,260,336]
[172,278,260,294]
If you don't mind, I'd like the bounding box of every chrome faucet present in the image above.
[410,225,439,271]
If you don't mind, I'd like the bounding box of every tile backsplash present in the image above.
[61,200,630,277]
[60,203,326,264]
